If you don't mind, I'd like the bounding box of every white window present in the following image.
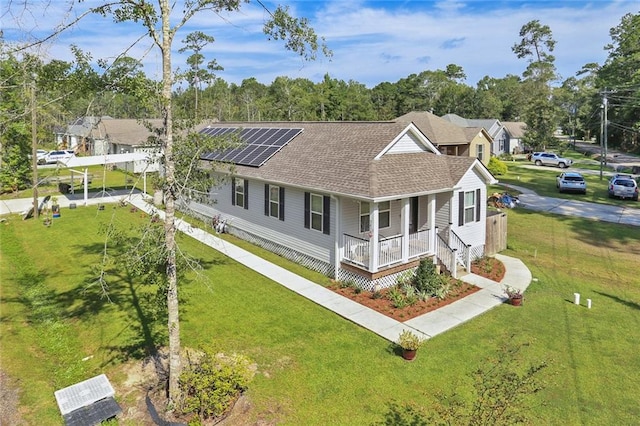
[359,202,370,233]
[310,193,323,232]
[235,179,245,208]
[359,201,390,233]
[379,201,390,228]
[476,144,484,161]
[269,185,280,218]
[464,191,476,224]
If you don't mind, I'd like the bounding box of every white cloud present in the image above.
[3,0,638,87]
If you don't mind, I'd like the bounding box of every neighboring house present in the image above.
[396,111,492,165]
[503,121,528,154]
[55,117,162,172]
[54,116,107,154]
[441,114,510,157]
[183,121,497,290]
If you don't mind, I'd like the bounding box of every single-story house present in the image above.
[441,114,510,157]
[396,112,493,165]
[55,117,163,173]
[503,121,528,154]
[181,121,497,290]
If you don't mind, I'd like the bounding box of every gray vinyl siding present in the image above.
[385,132,427,154]
[204,175,335,263]
[435,192,451,229]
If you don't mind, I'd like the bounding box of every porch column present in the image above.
[369,203,379,273]
[400,198,410,262]
[83,168,88,206]
[332,195,341,281]
[428,194,436,252]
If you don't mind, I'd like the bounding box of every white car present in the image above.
[556,172,587,194]
[531,152,573,168]
[608,174,638,201]
[38,150,75,165]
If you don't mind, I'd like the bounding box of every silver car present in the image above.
[556,172,587,194]
[608,174,638,201]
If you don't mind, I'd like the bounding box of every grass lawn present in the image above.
[1,203,640,424]
[0,166,151,200]
[496,154,638,207]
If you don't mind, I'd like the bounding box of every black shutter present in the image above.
[475,188,481,222]
[458,191,464,226]
[304,192,310,229]
[244,179,249,210]
[231,178,236,206]
[279,187,285,221]
[264,184,269,216]
[323,195,330,235]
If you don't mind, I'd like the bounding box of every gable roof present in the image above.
[92,119,164,146]
[199,121,492,201]
[396,111,471,145]
[441,114,505,138]
[503,121,527,138]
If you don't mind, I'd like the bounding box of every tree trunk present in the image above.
[160,0,181,404]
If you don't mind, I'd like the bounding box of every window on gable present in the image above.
[476,144,484,161]
[464,191,476,224]
[458,189,481,226]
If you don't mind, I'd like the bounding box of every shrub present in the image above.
[487,157,508,176]
[179,348,256,423]
[414,259,448,296]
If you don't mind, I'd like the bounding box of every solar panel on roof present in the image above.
[199,127,302,167]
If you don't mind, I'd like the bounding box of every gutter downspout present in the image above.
[331,194,341,281]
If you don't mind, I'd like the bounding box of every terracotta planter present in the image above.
[402,349,417,361]
[510,296,523,306]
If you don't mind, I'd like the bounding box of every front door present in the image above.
[409,197,419,233]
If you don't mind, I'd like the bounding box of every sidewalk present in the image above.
[2,192,532,343]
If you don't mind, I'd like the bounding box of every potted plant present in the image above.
[397,330,424,361]
[504,285,523,306]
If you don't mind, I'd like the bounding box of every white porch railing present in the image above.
[343,234,370,267]
[436,233,458,278]
[378,235,403,268]
[448,229,472,272]
[342,229,433,271]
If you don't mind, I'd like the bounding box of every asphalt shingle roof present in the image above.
[199,121,478,200]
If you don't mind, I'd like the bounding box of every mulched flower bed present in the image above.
[329,257,505,323]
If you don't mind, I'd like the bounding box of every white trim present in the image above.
[374,123,440,159]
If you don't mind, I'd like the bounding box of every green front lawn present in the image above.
[0,166,151,200]
[497,157,638,206]
[1,204,639,424]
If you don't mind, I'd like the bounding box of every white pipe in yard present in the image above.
[587,299,592,309]
[574,293,581,305]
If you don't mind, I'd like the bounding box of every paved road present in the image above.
[502,184,640,227]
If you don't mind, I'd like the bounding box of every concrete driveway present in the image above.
[503,184,640,227]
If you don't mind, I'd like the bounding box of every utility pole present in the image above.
[603,91,608,167]
[599,104,604,180]
[31,75,39,219]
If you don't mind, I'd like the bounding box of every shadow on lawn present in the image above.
[513,208,640,254]
[593,291,640,311]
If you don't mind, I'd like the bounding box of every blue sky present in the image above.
[3,1,639,88]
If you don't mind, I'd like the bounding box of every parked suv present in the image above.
[608,174,638,201]
[556,172,587,194]
[38,150,75,165]
[531,152,573,168]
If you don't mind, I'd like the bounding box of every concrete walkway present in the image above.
[2,192,531,343]
[501,183,640,227]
